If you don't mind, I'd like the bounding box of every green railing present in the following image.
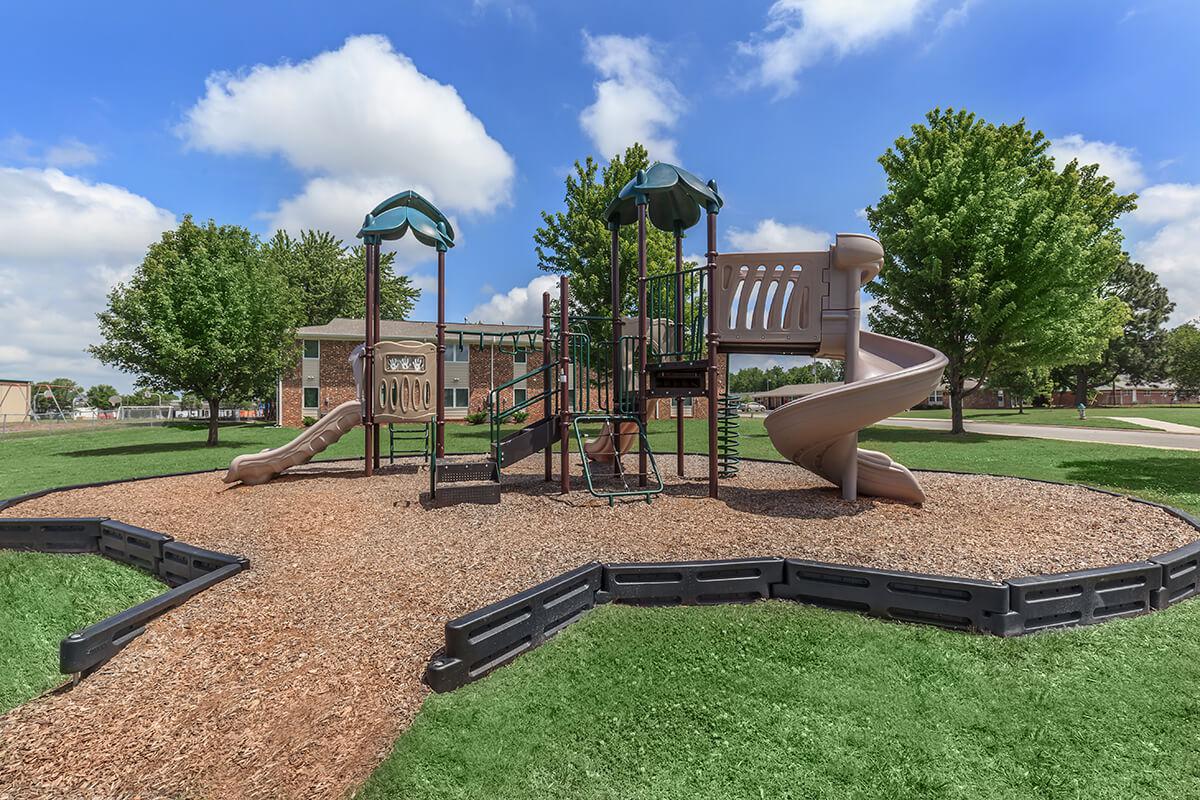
[644,265,708,363]
[486,361,556,480]
[444,327,542,356]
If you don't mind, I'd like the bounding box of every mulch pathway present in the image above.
[1,457,1194,799]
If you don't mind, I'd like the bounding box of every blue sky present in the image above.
[1,0,1197,391]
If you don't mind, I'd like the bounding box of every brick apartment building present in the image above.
[279,318,724,427]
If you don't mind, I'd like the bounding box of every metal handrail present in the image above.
[486,361,557,480]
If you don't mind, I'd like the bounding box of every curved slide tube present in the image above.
[582,421,640,464]
[224,400,362,486]
[764,331,947,504]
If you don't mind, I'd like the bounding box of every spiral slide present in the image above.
[224,400,362,486]
[763,331,948,504]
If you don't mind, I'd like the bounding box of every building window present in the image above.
[927,389,944,406]
[446,343,469,363]
[513,350,527,365]
[303,340,320,359]
[444,388,470,408]
[514,388,527,406]
[303,387,319,409]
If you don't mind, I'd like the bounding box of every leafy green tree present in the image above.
[1167,323,1200,397]
[988,366,1052,413]
[535,143,695,362]
[85,384,119,410]
[121,388,166,406]
[263,229,419,326]
[866,109,1132,433]
[91,216,298,445]
[729,360,844,394]
[730,367,766,394]
[34,378,80,414]
[1053,255,1175,403]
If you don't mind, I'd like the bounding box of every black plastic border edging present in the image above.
[0,516,249,677]
[4,451,1199,691]
[424,475,1200,691]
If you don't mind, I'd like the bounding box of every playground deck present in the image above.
[2,457,1196,799]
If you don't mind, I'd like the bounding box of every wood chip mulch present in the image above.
[0,457,1195,799]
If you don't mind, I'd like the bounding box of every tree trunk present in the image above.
[1074,367,1089,407]
[207,398,220,446]
[949,364,965,434]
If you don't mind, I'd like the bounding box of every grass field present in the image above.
[895,405,1200,429]
[0,552,163,713]
[3,419,1196,515]
[361,600,1200,800]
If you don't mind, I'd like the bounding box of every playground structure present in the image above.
[225,164,948,505]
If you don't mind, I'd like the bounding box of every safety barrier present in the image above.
[0,516,248,676]
[426,529,1200,692]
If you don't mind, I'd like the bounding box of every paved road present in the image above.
[883,417,1200,451]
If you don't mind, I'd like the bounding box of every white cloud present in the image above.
[180,34,515,238]
[0,167,175,388]
[579,33,684,163]
[1,134,100,168]
[471,0,536,27]
[738,0,932,96]
[1048,133,1146,191]
[1132,183,1200,225]
[726,218,831,251]
[466,274,559,325]
[1131,183,1200,325]
[43,139,100,168]
[1134,215,1200,325]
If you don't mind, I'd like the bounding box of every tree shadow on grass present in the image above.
[60,439,255,457]
[863,428,995,446]
[1058,456,1200,501]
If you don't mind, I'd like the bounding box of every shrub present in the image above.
[465,411,487,425]
[511,409,529,424]
[302,416,317,427]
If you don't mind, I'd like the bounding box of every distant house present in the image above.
[0,378,31,424]
[750,382,843,410]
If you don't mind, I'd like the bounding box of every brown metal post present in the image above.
[610,223,621,413]
[364,240,376,477]
[559,276,570,494]
[706,209,719,499]
[637,202,648,488]
[542,291,552,482]
[372,243,382,471]
[436,247,446,459]
[674,226,684,477]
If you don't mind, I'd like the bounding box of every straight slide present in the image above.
[764,331,947,504]
[224,400,362,486]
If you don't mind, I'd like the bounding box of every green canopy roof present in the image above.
[603,162,723,232]
[357,190,455,250]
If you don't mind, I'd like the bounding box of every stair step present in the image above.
[436,459,497,483]
[495,416,560,467]
[431,482,501,508]
[647,361,707,398]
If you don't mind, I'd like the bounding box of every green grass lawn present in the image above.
[360,600,1200,800]
[0,551,163,713]
[895,405,1200,429]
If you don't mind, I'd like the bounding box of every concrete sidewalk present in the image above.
[1099,416,1200,434]
[883,417,1200,451]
